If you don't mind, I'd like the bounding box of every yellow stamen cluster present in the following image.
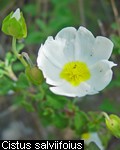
[60,61,91,86]
[81,132,91,140]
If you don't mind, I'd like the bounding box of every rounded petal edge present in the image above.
[55,27,77,41]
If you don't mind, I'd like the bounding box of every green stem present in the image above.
[102,112,110,120]
[12,37,28,67]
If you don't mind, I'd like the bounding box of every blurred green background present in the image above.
[0,0,120,149]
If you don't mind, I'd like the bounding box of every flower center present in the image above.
[60,61,91,86]
[81,132,91,140]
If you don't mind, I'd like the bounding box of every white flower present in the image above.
[11,8,21,21]
[81,132,104,150]
[37,26,116,97]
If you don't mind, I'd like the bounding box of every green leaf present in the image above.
[46,94,67,109]
[87,112,104,131]
[74,111,88,133]
[0,76,14,95]
[40,108,54,126]
[5,52,16,65]
[16,73,29,89]
[13,62,24,72]
[21,101,34,112]
[13,95,34,112]
[33,93,44,101]
[52,113,69,128]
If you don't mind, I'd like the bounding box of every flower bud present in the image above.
[25,66,44,85]
[105,114,120,138]
[2,8,27,39]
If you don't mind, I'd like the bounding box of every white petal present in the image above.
[88,90,99,95]
[84,133,104,150]
[88,60,116,92]
[75,26,95,61]
[88,36,114,64]
[11,8,20,21]
[55,27,76,41]
[55,27,77,61]
[37,45,63,86]
[50,82,91,97]
[63,41,76,61]
[43,36,68,68]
